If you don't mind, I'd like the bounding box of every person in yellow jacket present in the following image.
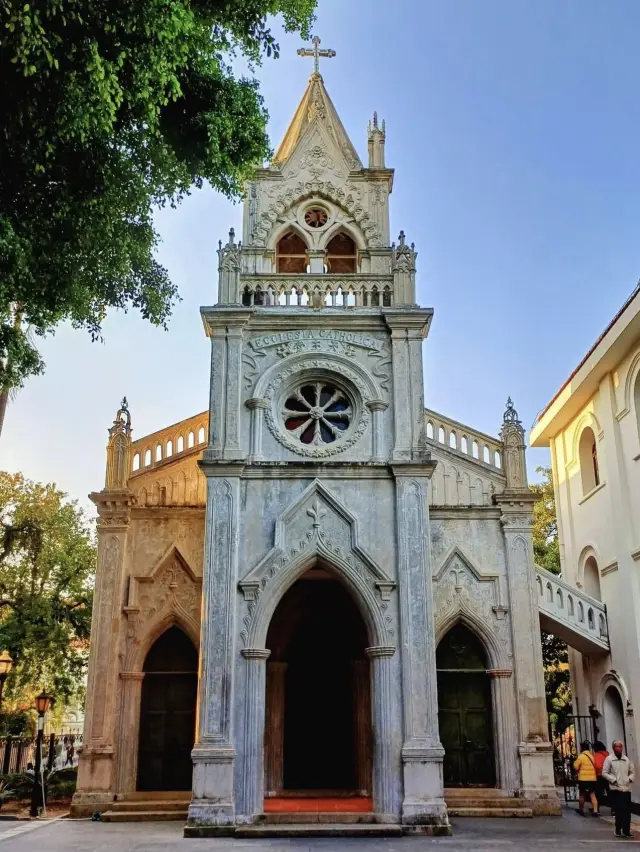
[574,740,600,816]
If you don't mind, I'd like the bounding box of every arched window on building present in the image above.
[188,431,195,449]
[155,444,162,462]
[132,453,140,472]
[166,440,173,458]
[198,427,206,444]
[177,435,184,453]
[144,449,152,467]
[579,427,600,494]
[326,232,357,273]
[634,371,640,442]
[277,231,308,274]
[583,555,602,601]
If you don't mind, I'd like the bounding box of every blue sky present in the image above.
[3,0,640,508]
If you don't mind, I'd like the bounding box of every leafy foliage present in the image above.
[0,472,95,703]
[0,0,316,393]
[530,466,571,730]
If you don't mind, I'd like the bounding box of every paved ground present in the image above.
[0,810,638,852]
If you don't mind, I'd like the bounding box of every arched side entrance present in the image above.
[136,625,198,791]
[264,565,372,797]
[436,623,496,787]
[603,685,626,750]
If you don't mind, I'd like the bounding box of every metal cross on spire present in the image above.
[297,35,336,76]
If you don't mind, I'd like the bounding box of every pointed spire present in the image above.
[500,397,528,490]
[367,110,386,169]
[273,73,362,169]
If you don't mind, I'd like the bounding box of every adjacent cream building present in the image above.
[531,285,640,795]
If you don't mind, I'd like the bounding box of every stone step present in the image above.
[448,807,533,818]
[445,798,530,808]
[236,823,403,838]
[445,788,513,799]
[101,809,188,822]
[109,800,189,813]
[262,813,378,824]
[117,791,191,801]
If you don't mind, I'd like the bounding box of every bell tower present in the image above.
[186,40,450,835]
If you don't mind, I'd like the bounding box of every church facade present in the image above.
[72,50,557,832]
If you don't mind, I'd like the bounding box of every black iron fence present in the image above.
[0,733,82,776]
[550,715,596,802]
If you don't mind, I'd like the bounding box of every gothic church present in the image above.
[72,42,558,833]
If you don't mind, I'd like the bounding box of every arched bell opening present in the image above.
[436,623,496,788]
[136,625,198,792]
[264,563,372,800]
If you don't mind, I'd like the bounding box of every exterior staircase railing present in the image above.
[535,564,609,655]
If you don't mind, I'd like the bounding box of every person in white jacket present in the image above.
[602,741,635,838]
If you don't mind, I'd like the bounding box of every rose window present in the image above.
[283,382,352,445]
[304,206,328,228]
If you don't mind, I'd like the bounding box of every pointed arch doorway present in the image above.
[437,623,495,787]
[264,565,372,798]
[136,625,198,791]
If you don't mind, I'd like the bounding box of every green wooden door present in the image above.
[437,670,495,787]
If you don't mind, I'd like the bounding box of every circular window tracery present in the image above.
[283,382,352,446]
[304,206,329,228]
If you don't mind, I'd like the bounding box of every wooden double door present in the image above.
[437,624,495,788]
[137,626,198,792]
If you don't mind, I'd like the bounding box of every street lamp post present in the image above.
[30,692,53,818]
[0,652,13,712]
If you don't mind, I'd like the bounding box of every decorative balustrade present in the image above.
[238,274,394,308]
[425,409,504,472]
[536,564,609,654]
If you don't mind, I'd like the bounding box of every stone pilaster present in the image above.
[224,326,245,460]
[366,400,389,462]
[72,488,134,816]
[487,669,519,792]
[391,467,449,829]
[264,662,287,797]
[246,397,268,462]
[115,672,145,794]
[187,472,241,829]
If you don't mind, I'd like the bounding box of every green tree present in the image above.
[0,0,316,426]
[530,466,571,731]
[0,472,95,705]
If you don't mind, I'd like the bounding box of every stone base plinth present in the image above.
[70,791,115,819]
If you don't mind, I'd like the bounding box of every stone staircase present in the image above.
[536,564,609,655]
[445,788,535,818]
[100,791,190,822]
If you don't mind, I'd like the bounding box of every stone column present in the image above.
[246,398,268,462]
[237,649,270,823]
[351,660,372,796]
[115,672,145,794]
[187,473,241,832]
[72,489,133,816]
[366,400,389,463]
[264,662,287,797]
[388,329,411,460]
[392,469,449,829]
[366,646,396,820]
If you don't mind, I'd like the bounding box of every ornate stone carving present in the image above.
[500,398,528,490]
[238,480,396,645]
[433,547,511,653]
[105,398,131,490]
[123,548,201,663]
[252,180,382,248]
[263,358,371,458]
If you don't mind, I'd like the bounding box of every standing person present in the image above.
[603,741,635,838]
[594,741,611,810]
[574,740,600,816]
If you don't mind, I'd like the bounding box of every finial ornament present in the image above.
[503,396,520,425]
[297,35,336,76]
[106,397,132,490]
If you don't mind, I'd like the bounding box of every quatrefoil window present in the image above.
[283,382,352,445]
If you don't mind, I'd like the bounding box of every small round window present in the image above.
[283,382,352,446]
[304,206,328,229]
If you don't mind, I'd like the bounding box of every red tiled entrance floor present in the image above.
[264,797,373,813]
